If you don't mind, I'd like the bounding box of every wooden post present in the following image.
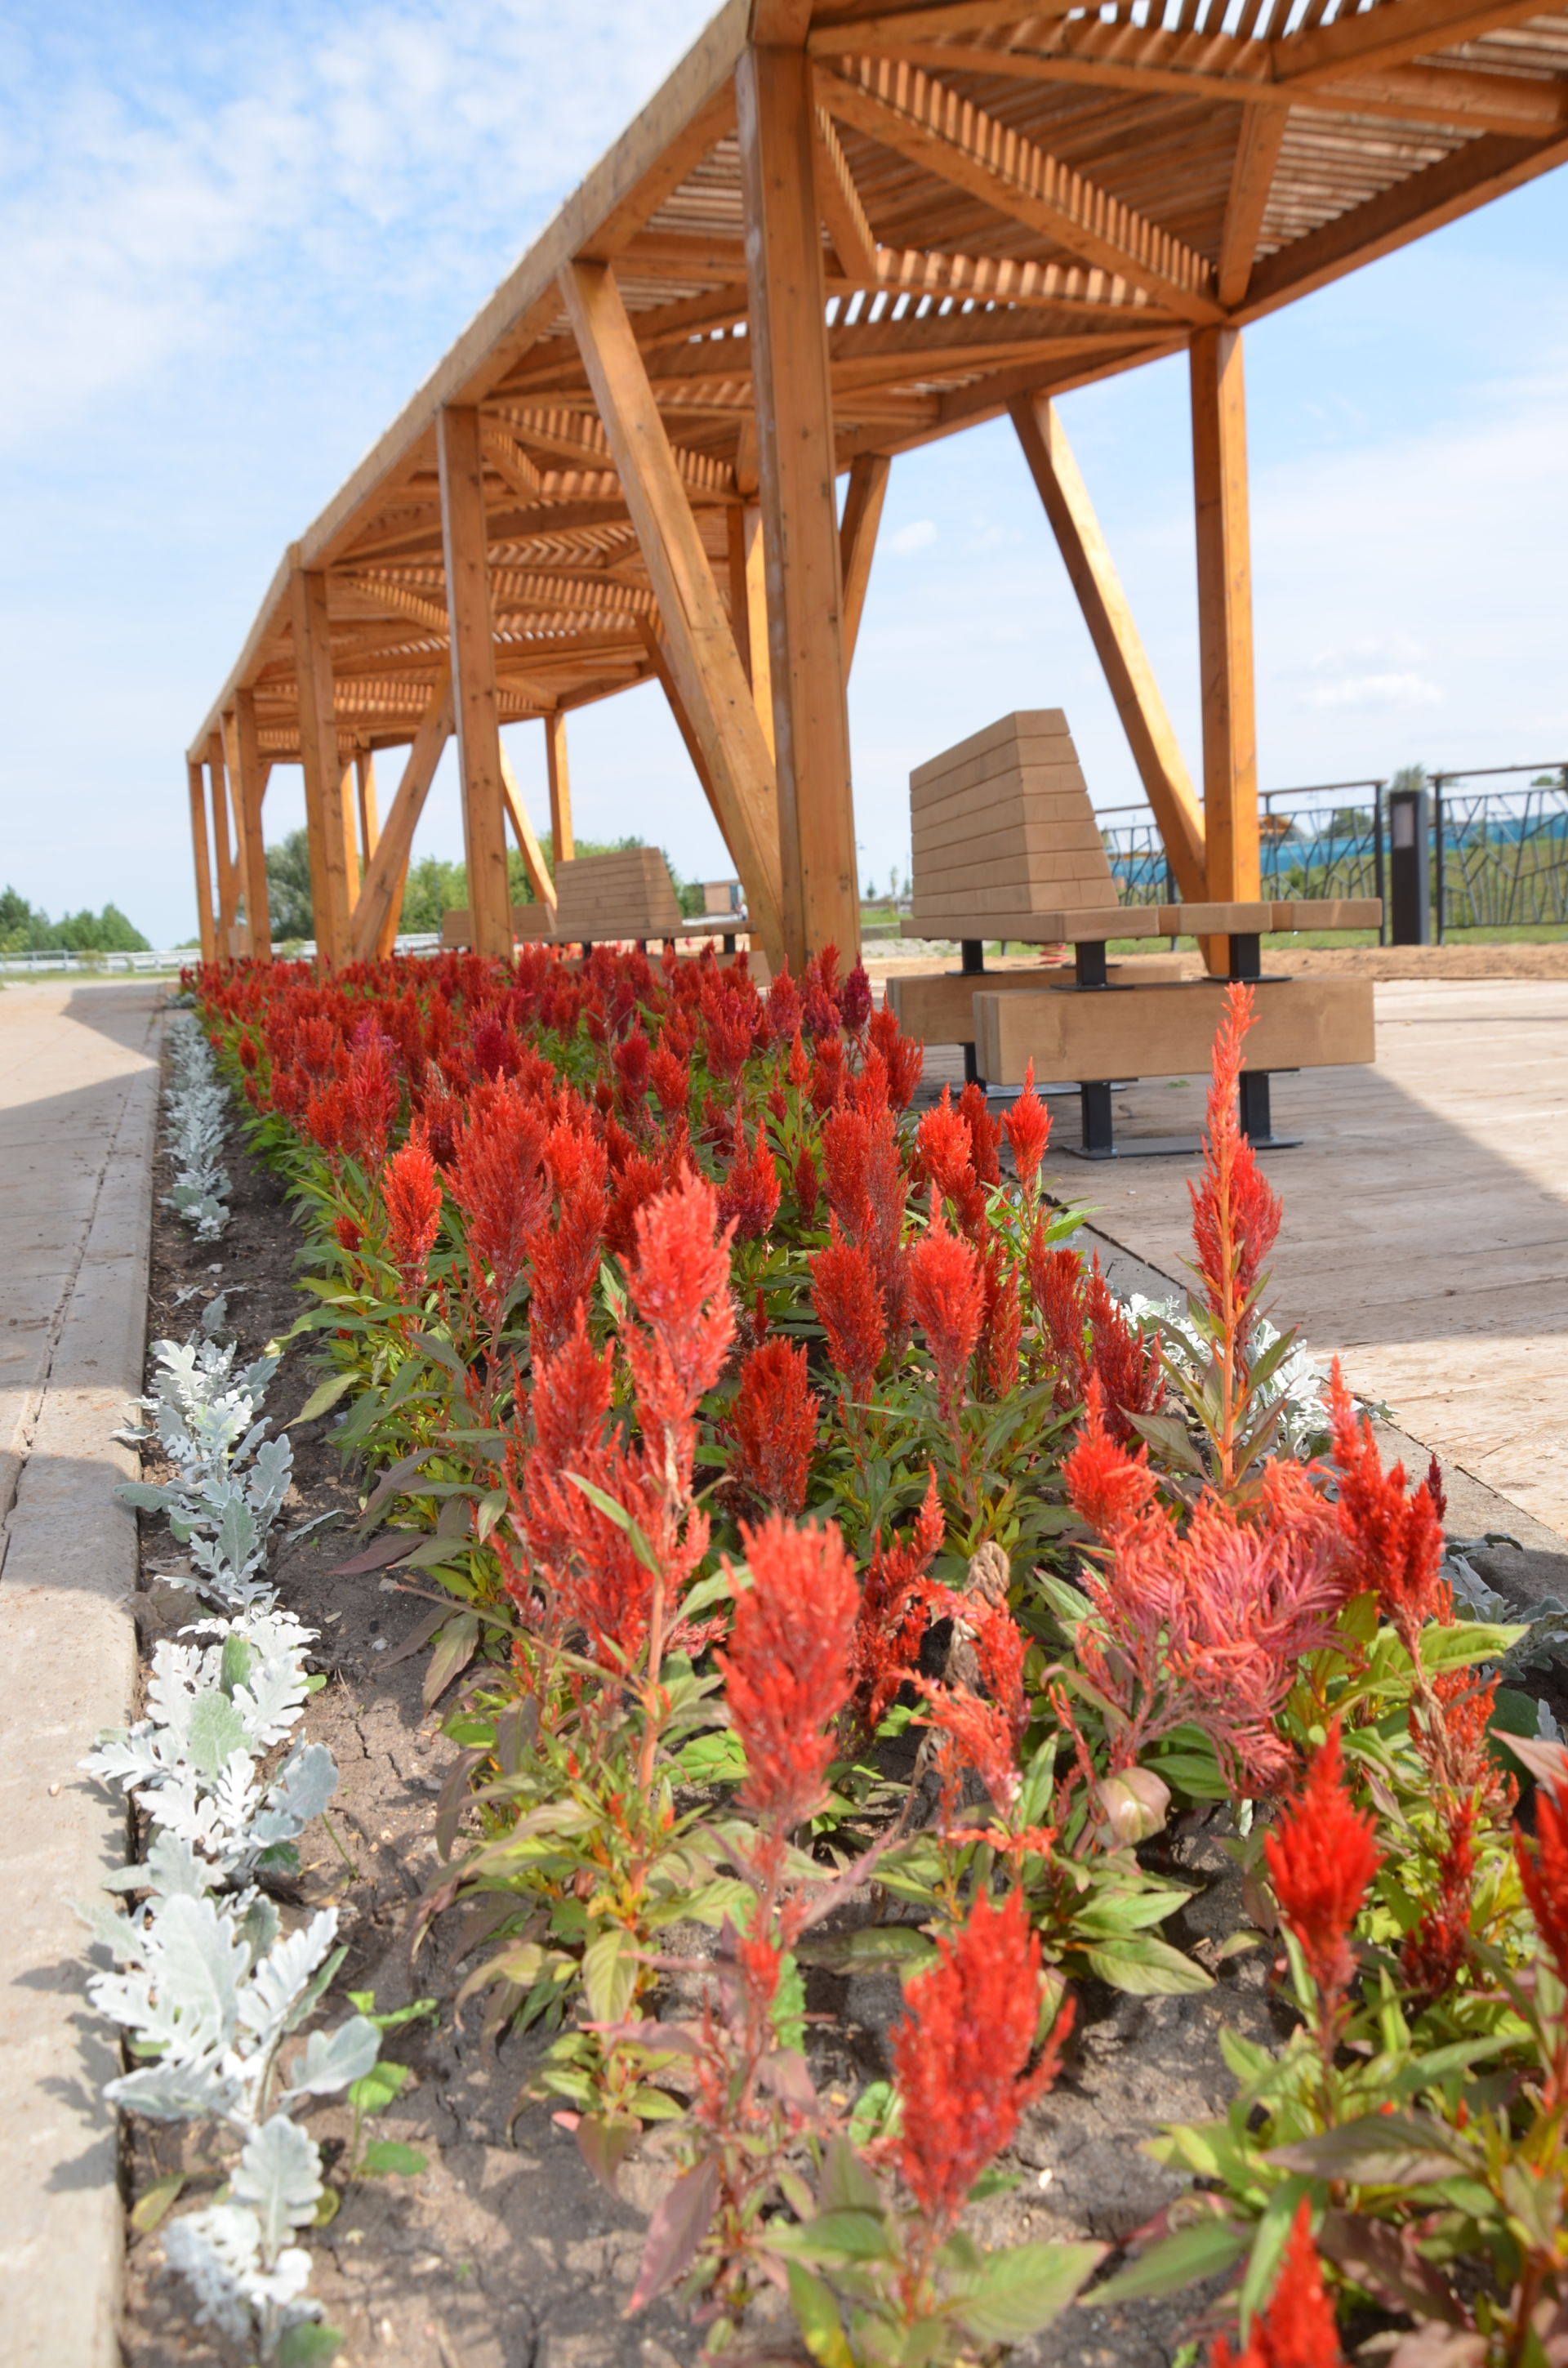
[726,503,774,752]
[186,758,216,965]
[1191,328,1261,916]
[207,730,238,958]
[737,42,860,966]
[544,712,574,862]
[558,259,785,966]
[336,755,363,912]
[349,672,453,964]
[289,563,355,967]
[232,688,272,963]
[1010,393,1206,903]
[498,740,558,908]
[354,749,380,867]
[838,453,889,676]
[437,404,514,961]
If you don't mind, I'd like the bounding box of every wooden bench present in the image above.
[442,848,753,956]
[886,711,1381,1157]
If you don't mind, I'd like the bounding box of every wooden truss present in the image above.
[187,0,1568,969]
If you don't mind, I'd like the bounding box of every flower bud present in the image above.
[1095,1767,1171,1845]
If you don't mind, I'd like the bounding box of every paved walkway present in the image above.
[1025,979,1568,1545]
[0,980,163,2366]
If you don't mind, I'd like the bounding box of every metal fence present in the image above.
[1098,761,1568,939]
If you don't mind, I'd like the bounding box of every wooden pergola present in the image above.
[184,0,1568,976]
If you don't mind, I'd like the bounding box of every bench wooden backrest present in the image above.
[910,711,1116,934]
[555,848,684,938]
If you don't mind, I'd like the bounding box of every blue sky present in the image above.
[3,1,1566,944]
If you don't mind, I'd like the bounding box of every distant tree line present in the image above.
[263,830,706,943]
[0,885,151,954]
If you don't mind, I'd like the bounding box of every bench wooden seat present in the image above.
[898,897,1382,944]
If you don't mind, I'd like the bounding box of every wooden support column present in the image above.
[288,563,355,967]
[559,259,785,965]
[1009,393,1206,902]
[186,758,216,965]
[544,713,574,862]
[498,740,557,909]
[354,749,380,867]
[1191,329,1261,915]
[207,730,238,958]
[232,688,271,963]
[737,42,860,966]
[437,404,514,961]
[726,502,773,751]
[350,672,453,964]
[838,453,889,676]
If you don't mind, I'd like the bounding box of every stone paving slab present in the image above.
[0,980,163,2366]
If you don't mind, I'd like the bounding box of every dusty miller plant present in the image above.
[163,1007,232,1239]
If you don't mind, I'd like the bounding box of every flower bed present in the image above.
[96,941,1568,2367]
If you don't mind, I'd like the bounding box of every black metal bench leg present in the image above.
[1239,1069,1272,1141]
[1080,1080,1115,1157]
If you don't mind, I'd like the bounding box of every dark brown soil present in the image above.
[118,1057,1289,2368]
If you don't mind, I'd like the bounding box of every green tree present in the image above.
[264,830,315,942]
[51,903,150,952]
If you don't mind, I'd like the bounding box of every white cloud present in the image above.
[1301,672,1446,710]
[887,518,938,555]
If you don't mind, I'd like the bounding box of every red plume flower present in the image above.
[1003,1060,1052,1193]
[916,1089,973,1203]
[1188,983,1281,1357]
[1265,1721,1381,2005]
[729,1338,818,1517]
[811,1223,886,1400]
[1516,1777,1568,1989]
[448,1081,550,1316]
[719,1514,858,1831]
[1327,1362,1446,1642]
[382,1133,443,1300]
[1209,2201,1344,2367]
[716,1117,781,1243]
[893,1886,1071,2232]
[621,1170,736,1462]
[906,1196,985,1420]
[850,1469,944,1735]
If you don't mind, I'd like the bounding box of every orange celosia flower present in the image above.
[1327,1361,1446,1643]
[811,1222,887,1400]
[1265,1721,1381,2005]
[916,1089,973,1203]
[893,1887,1071,2232]
[1002,1060,1052,1193]
[719,1514,858,1831]
[1188,983,1281,1358]
[1210,2202,1344,2367]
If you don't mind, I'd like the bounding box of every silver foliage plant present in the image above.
[163,1007,232,1240]
[87,1321,369,2361]
[1121,1289,1346,1459]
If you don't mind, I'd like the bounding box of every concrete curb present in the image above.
[0,991,163,2366]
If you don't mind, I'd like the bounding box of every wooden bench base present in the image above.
[885,956,1186,1047]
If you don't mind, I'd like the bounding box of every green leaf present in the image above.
[1089,2218,1245,2305]
[786,2263,855,2368]
[289,1369,359,1427]
[185,1690,249,1779]
[819,2134,884,2216]
[1081,1933,1214,1995]
[129,2172,185,2234]
[276,2322,345,2366]
[422,1612,481,1710]
[347,2061,412,2117]
[581,1926,639,2027]
[359,2140,427,2178]
[956,2241,1107,2342]
[773,2209,894,2265]
[795,1926,938,1976]
[1267,2113,1472,2187]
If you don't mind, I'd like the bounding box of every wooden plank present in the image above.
[903,905,1163,943]
[727,502,775,751]
[808,2,1081,56]
[545,712,574,861]
[911,708,1071,789]
[738,44,861,968]
[350,671,452,962]
[437,404,514,960]
[1272,0,1556,91]
[232,689,271,963]
[207,731,239,952]
[974,974,1377,1085]
[1009,395,1205,901]
[288,564,355,967]
[336,758,363,912]
[1191,329,1260,934]
[1271,897,1384,932]
[498,739,558,909]
[913,792,1110,856]
[887,958,1185,1044]
[354,748,380,867]
[813,105,880,279]
[839,452,889,672]
[1218,105,1289,313]
[186,758,216,965]
[819,59,1222,325]
[559,261,786,966]
[1155,900,1273,934]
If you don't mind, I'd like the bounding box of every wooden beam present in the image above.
[337,757,363,911]
[545,713,574,861]
[726,502,775,751]
[350,671,453,963]
[813,105,880,279]
[207,731,239,958]
[1272,0,1556,91]
[557,258,786,965]
[289,564,356,967]
[1191,329,1259,916]
[738,43,861,968]
[354,748,380,867]
[1241,127,1568,319]
[808,1,1079,53]
[819,59,1221,323]
[231,689,272,962]
[186,757,216,965]
[1218,106,1288,313]
[436,404,514,960]
[498,738,558,908]
[838,452,889,674]
[1009,393,1205,903]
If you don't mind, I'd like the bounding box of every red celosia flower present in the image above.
[1029,1232,1162,1445]
[448,1080,550,1317]
[1003,1061,1052,1193]
[648,1042,690,1117]
[982,1258,1022,1399]
[605,1149,666,1260]
[716,1118,781,1243]
[850,1468,944,1734]
[867,1005,924,1112]
[621,1170,736,1462]
[793,1144,821,1226]
[1210,2202,1344,2368]
[907,1196,985,1419]
[917,1089,973,1203]
[1516,1777,1568,1989]
[333,1214,363,1255]
[838,960,873,1038]
[729,1338,818,1517]
[811,1223,886,1400]
[1063,1376,1161,1541]
[301,1077,350,1154]
[237,1033,259,1071]
[809,1035,849,1113]
[345,1029,401,1168]
[1188,983,1281,1357]
[612,1024,653,1118]
[918,1595,1029,1817]
[719,1514,858,1830]
[524,1175,607,1358]
[1425,1452,1448,1526]
[381,1133,443,1300]
[1327,1362,1446,1642]
[957,1081,1000,1188]
[786,1029,811,1090]
[1265,1721,1381,2005]
[893,1887,1071,2232]
[763,967,804,1047]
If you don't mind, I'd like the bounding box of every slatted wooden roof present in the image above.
[187,0,1568,769]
